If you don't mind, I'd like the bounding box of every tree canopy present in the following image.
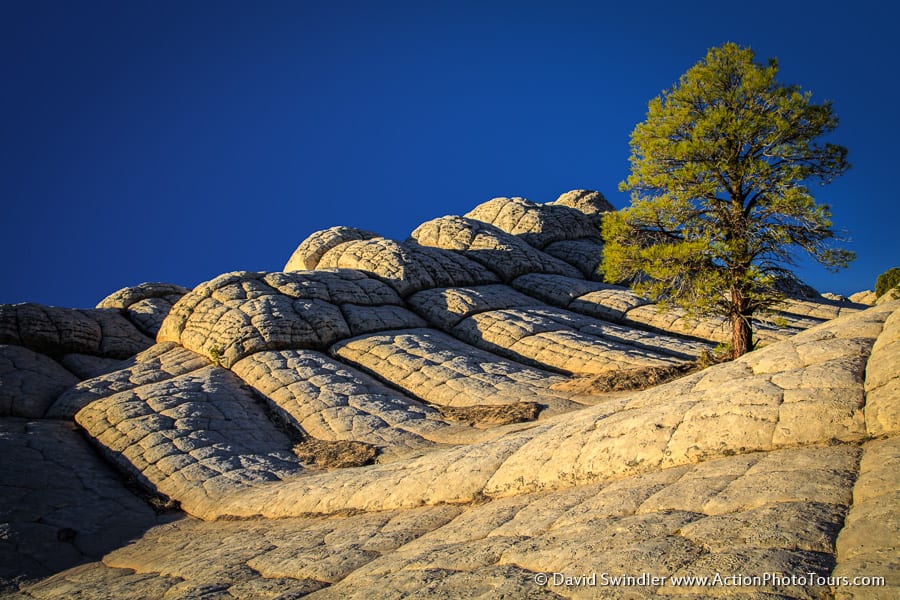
[602,42,855,357]
[876,267,900,300]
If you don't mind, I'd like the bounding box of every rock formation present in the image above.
[1,190,896,599]
[850,289,877,306]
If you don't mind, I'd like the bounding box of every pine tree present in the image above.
[604,43,855,358]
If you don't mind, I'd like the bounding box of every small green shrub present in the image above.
[698,343,733,369]
[772,315,789,328]
[209,345,222,367]
[875,267,900,299]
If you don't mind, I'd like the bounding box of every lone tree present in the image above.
[602,42,855,358]
[876,267,900,300]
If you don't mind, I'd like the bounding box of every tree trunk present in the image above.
[729,285,754,358]
[731,313,753,358]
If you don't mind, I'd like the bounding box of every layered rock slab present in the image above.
[318,446,856,599]
[7,301,898,598]
[12,506,467,599]
[55,353,125,380]
[550,189,615,219]
[331,328,582,413]
[108,506,464,589]
[48,342,210,419]
[774,295,865,322]
[231,349,451,455]
[828,303,900,598]
[73,365,305,516]
[11,445,864,599]
[850,289,877,306]
[460,191,613,259]
[514,274,835,345]
[864,301,900,436]
[832,436,900,598]
[483,304,888,498]
[175,302,893,521]
[451,307,701,374]
[408,285,710,375]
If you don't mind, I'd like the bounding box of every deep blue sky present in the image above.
[2,1,898,308]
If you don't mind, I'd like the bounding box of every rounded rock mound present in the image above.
[464,195,601,249]
[410,215,583,282]
[551,189,614,217]
[157,269,424,368]
[97,282,190,337]
[315,237,498,297]
[285,226,381,272]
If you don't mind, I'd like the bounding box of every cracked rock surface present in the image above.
[231,349,450,456]
[0,304,153,359]
[0,419,163,592]
[96,282,190,338]
[315,238,499,297]
[73,365,306,517]
[1,191,896,599]
[331,328,583,413]
[410,215,584,282]
[463,195,602,250]
[513,273,863,345]
[0,345,78,417]
[157,269,413,368]
[284,226,381,272]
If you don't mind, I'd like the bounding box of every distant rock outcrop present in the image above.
[1,190,896,599]
[850,289,877,305]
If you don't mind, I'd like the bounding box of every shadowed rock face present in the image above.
[0,303,154,359]
[96,282,190,338]
[1,190,896,599]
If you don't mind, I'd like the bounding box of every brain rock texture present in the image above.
[1,190,897,599]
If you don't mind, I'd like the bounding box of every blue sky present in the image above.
[2,1,898,308]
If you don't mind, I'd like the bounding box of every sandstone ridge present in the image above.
[1,190,896,599]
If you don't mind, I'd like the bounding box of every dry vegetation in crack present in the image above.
[293,439,379,469]
[435,402,543,427]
